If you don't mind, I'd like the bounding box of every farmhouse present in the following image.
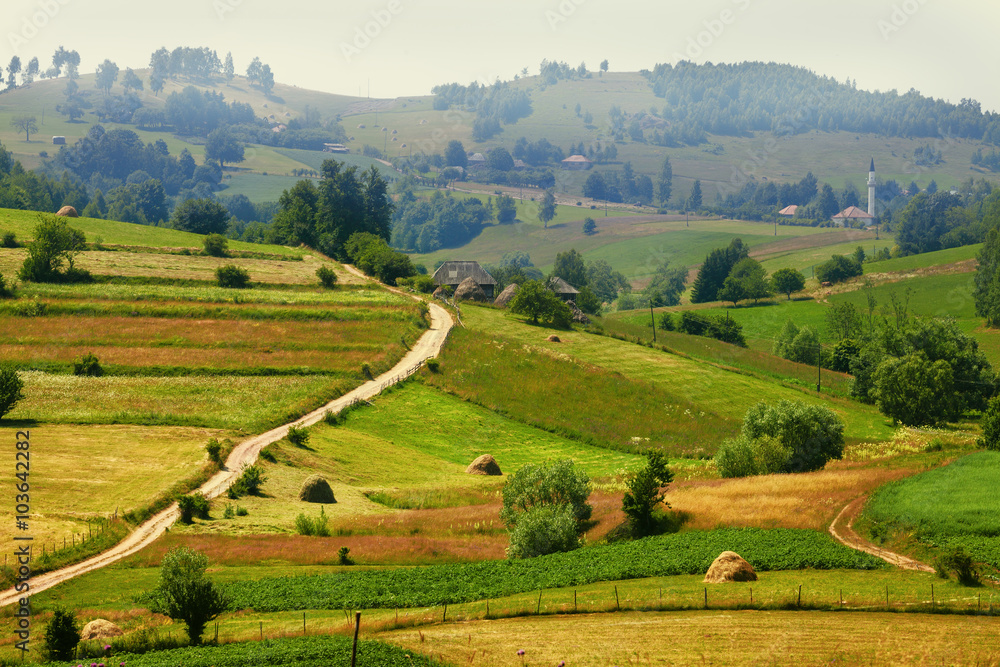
[546,276,580,301]
[432,261,497,298]
[561,154,592,170]
[832,205,875,227]
[778,204,798,217]
[467,153,487,169]
[323,143,350,153]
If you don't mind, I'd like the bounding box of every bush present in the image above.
[177,493,210,523]
[978,396,1000,451]
[500,460,592,530]
[396,274,436,293]
[621,450,673,536]
[509,279,573,328]
[1,231,17,248]
[815,254,862,284]
[236,505,249,516]
[741,400,844,473]
[715,434,790,478]
[286,424,309,447]
[203,233,229,257]
[258,445,277,462]
[295,507,330,537]
[425,358,440,373]
[229,462,266,497]
[205,438,223,465]
[18,216,90,283]
[338,546,354,565]
[657,312,675,331]
[934,546,980,586]
[216,264,250,288]
[43,608,80,661]
[152,547,227,645]
[0,365,25,420]
[72,352,103,377]
[506,504,582,558]
[0,273,15,299]
[316,265,338,289]
[172,199,230,235]
[872,352,955,426]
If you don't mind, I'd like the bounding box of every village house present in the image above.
[432,261,497,298]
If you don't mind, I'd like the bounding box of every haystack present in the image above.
[298,475,336,503]
[453,276,487,302]
[432,285,449,299]
[566,300,590,325]
[704,551,757,583]
[55,205,78,218]
[466,454,502,476]
[81,619,123,640]
[547,334,561,343]
[494,283,518,308]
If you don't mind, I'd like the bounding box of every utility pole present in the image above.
[817,341,822,393]
[650,303,656,342]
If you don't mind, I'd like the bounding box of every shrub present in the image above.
[177,493,210,523]
[338,546,354,565]
[151,547,227,645]
[205,438,223,465]
[815,254,862,284]
[203,233,229,257]
[18,216,90,283]
[978,395,1000,451]
[741,400,844,473]
[657,312,675,331]
[0,273,15,299]
[72,352,103,377]
[506,504,582,558]
[229,462,266,497]
[295,507,330,537]
[1,231,17,248]
[500,460,592,530]
[715,434,790,478]
[0,366,25,420]
[396,274,436,293]
[258,445,277,463]
[172,199,230,235]
[43,608,80,662]
[13,298,46,317]
[425,358,440,373]
[934,546,980,586]
[286,424,310,447]
[216,264,250,288]
[316,265,338,289]
[236,505,248,516]
[622,450,673,536]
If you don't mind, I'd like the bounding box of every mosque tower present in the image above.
[867,158,876,217]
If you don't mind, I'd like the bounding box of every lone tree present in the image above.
[18,216,88,283]
[501,460,592,559]
[539,189,556,228]
[205,127,245,170]
[508,279,572,328]
[770,267,806,300]
[42,608,80,662]
[622,450,673,536]
[10,115,38,142]
[152,547,227,645]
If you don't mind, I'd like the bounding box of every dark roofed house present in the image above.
[546,276,580,301]
[432,261,497,298]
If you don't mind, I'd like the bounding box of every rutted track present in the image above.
[0,298,453,607]
[828,494,934,573]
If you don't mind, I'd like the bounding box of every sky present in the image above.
[3,0,999,111]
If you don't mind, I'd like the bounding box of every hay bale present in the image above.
[81,619,123,641]
[466,454,502,476]
[547,334,561,343]
[432,285,449,299]
[704,551,757,583]
[494,283,518,308]
[298,475,336,503]
[55,205,78,218]
[453,277,487,302]
[566,300,591,325]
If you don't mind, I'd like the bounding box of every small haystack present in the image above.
[494,283,518,308]
[298,475,336,503]
[81,619,123,641]
[432,285,449,300]
[547,334,561,343]
[55,205,78,218]
[466,454,502,476]
[566,300,590,325]
[453,276,487,302]
[704,551,757,583]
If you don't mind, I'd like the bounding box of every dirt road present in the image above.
[0,300,453,607]
[828,495,934,573]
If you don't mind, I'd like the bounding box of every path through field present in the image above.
[0,295,453,607]
[828,495,934,573]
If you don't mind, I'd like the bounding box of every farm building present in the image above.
[546,276,580,301]
[467,153,487,168]
[323,143,350,153]
[561,155,592,170]
[52,136,66,145]
[832,205,875,227]
[778,204,798,217]
[432,261,497,298]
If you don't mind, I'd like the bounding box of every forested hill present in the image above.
[642,61,1000,144]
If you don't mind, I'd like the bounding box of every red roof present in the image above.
[778,205,798,216]
[832,206,874,220]
[561,155,591,163]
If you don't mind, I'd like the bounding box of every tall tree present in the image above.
[259,64,274,94]
[657,156,672,207]
[205,127,244,169]
[975,227,1000,326]
[9,115,38,142]
[23,57,39,84]
[690,238,749,303]
[551,248,587,287]
[245,57,263,85]
[817,183,840,219]
[687,179,702,210]
[6,56,21,89]
[223,52,235,83]
[539,189,556,228]
[444,140,467,168]
[94,59,120,95]
[121,68,144,94]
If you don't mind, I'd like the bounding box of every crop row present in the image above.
[224,528,885,612]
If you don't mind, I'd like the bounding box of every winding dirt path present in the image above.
[828,495,934,573]
[0,298,453,607]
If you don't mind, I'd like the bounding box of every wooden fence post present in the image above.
[350,612,361,667]
[615,585,620,611]
[536,590,542,614]
[798,585,802,607]
[704,588,708,609]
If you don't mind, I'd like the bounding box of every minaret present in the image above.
[867,158,876,217]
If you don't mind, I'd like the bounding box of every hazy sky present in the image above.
[4,0,998,111]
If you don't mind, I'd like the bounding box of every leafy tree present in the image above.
[495,193,517,223]
[895,192,963,255]
[223,52,235,83]
[216,264,250,288]
[814,254,862,284]
[121,68,144,94]
[316,265,338,288]
[717,275,747,307]
[246,57,263,85]
[152,547,227,645]
[816,183,840,219]
[9,115,37,142]
[94,59,120,94]
[643,262,687,307]
[621,450,673,536]
[770,267,805,300]
[586,259,628,302]
[826,302,862,341]
[657,156,672,207]
[0,366,24,419]
[686,180,702,210]
[974,227,1000,326]
[506,505,581,559]
[6,56,21,89]
[177,493,210,523]
[873,352,955,426]
[551,248,587,287]
[259,64,275,95]
[539,189,556,228]
[741,400,844,473]
[18,216,88,283]
[344,232,414,285]
[583,171,606,200]
[72,352,103,377]
[715,434,790,479]
[977,396,1000,451]
[172,198,230,235]
[500,460,592,530]
[444,140,467,168]
[690,238,748,303]
[203,233,228,257]
[43,608,80,662]
[600,59,609,74]
[230,462,267,496]
[722,257,772,305]
[509,279,572,327]
[485,147,514,172]
[205,127,245,169]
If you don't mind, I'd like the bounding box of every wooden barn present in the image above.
[546,276,580,301]
[432,261,497,298]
